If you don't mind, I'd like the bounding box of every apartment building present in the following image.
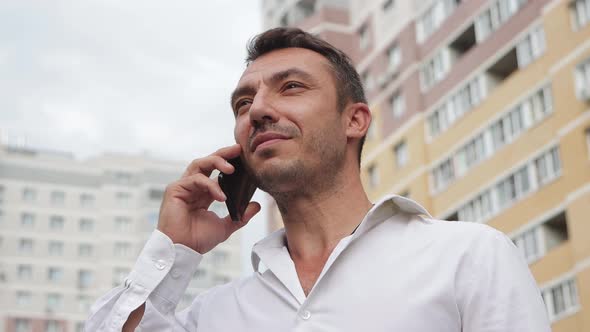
[0,143,242,332]
[263,0,590,330]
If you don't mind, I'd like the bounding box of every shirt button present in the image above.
[171,268,181,279]
[155,259,167,270]
[300,310,311,320]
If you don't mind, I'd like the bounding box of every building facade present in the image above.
[263,0,590,330]
[0,143,242,332]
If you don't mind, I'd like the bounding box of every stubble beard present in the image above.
[251,127,347,206]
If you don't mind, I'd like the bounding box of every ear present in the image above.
[344,102,371,140]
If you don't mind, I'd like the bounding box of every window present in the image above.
[367,121,376,139]
[490,105,526,150]
[79,218,94,232]
[391,92,405,118]
[211,251,228,265]
[115,192,132,206]
[427,76,485,137]
[20,212,35,228]
[194,267,207,279]
[513,228,541,262]
[516,26,545,68]
[571,0,590,29]
[421,48,451,91]
[147,212,159,228]
[114,242,132,257]
[458,190,493,222]
[75,322,85,332]
[383,0,395,11]
[49,215,64,231]
[48,241,64,256]
[17,264,33,280]
[50,191,65,205]
[78,295,93,313]
[15,318,31,332]
[574,57,590,100]
[455,133,487,175]
[78,269,94,288]
[114,171,133,184]
[416,0,461,42]
[542,278,579,321]
[149,189,164,201]
[433,158,455,191]
[47,293,63,311]
[114,216,132,232]
[524,85,553,123]
[22,187,36,202]
[359,24,370,50]
[213,274,231,284]
[394,141,409,168]
[496,165,531,208]
[16,291,32,307]
[387,44,401,72]
[475,0,528,42]
[48,267,63,282]
[18,238,33,254]
[361,71,375,93]
[80,193,95,207]
[368,164,379,188]
[534,147,561,185]
[78,243,93,257]
[45,320,62,332]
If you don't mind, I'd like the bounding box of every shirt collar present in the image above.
[250,194,432,272]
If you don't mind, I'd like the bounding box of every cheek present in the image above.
[233,119,249,144]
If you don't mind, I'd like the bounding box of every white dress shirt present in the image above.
[86,195,551,331]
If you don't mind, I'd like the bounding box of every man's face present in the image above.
[231,47,348,194]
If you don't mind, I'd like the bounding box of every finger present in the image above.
[176,173,226,202]
[182,155,236,178]
[223,201,261,232]
[241,201,261,223]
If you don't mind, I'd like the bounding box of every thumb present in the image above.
[224,201,261,234]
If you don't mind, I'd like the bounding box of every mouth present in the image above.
[250,132,290,152]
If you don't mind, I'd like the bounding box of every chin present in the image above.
[251,158,306,194]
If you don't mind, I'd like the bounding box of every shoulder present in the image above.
[406,216,515,258]
[417,216,508,242]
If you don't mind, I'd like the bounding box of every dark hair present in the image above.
[246,27,368,164]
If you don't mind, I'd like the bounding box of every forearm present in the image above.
[122,304,145,332]
[85,230,202,331]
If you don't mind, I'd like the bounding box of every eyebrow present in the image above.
[230,68,318,112]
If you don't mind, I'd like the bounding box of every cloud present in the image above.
[0,0,262,162]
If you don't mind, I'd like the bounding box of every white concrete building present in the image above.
[0,143,242,332]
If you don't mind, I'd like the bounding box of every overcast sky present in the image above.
[0,0,267,274]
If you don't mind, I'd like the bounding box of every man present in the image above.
[86,28,550,331]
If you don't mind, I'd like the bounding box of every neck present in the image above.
[274,164,372,261]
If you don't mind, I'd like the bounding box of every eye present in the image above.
[283,82,303,91]
[235,99,252,114]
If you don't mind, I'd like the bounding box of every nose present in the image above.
[248,90,279,129]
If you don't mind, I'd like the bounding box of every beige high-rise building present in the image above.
[0,142,242,332]
[263,0,590,330]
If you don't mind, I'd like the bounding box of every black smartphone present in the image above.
[218,157,257,223]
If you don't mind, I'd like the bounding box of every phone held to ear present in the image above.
[218,157,257,223]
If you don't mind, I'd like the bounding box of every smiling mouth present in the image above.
[250,132,290,152]
[254,138,287,151]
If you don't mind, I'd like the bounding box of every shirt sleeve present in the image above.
[84,229,203,332]
[456,227,552,332]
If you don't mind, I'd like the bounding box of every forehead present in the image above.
[237,47,333,86]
